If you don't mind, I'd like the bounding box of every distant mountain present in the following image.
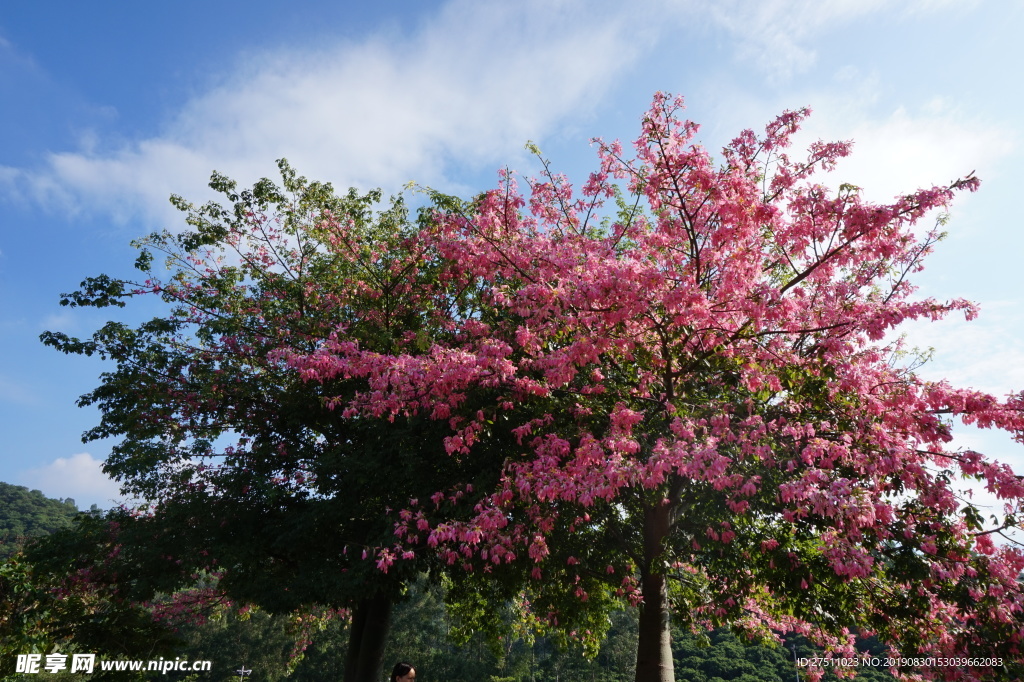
[0,481,81,558]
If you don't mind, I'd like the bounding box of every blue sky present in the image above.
[1,0,1022,511]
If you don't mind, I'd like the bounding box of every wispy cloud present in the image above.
[695,0,875,80]
[2,0,650,228]
[688,0,973,82]
[808,101,1010,206]
[3,0,990,228]
[690,68,1012,214]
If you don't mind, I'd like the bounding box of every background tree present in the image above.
[1,516,179,681]
[41,161,507,682]
[0,487,171,679]
[288,94,1024,682]
[0,482,80,559]
[673,628,894,682]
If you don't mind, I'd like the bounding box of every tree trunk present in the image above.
[343,593,393,682]
[634,501,674,682]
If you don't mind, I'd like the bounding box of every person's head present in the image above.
[390,662,415,682]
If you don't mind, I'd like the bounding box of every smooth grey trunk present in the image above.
[343,593,393,682]
[634,501,675,682]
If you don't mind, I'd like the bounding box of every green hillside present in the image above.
[0,482,79,558]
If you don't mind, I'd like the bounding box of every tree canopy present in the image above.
[283,93,1024,682]
[40,163,509,682]
[39,93,1024,682]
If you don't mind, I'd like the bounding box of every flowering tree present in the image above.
[287,94,1024,682]
[41,162,507,682]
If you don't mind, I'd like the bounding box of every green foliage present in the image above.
[37,161,516,682]
[159,608,299,682]
[379,576,639,682]
[3,529,900,682]
[673,629,895,682]
[0,483,169,678]
[160,576,895,682]
[1,525,180,680]
[38,161,499,612]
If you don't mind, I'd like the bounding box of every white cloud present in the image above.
[689,70,1013,224]
[803,103,1009,206]
[695,0,876,80]
[18,452,125,511]
[5,0,992,228]
[688,72,1012,230]
[6,0,649,228]
[687,0,974,82]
